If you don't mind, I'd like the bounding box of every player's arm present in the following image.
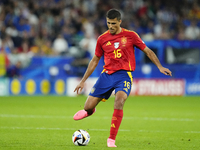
[143,46,172,76]
[74,55,101,94]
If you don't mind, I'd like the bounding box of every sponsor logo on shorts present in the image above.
[123,88,128,92]
[90,87,95,94]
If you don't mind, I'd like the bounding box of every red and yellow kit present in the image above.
[95,28,146,74]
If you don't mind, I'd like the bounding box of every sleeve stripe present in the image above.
[124,29,140,38]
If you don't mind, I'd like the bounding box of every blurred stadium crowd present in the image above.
[0,0,200,77]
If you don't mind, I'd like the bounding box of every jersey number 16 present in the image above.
[113,49,122,58]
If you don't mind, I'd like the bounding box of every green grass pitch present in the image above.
[0,95,200,150]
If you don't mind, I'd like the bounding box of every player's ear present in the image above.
[119,20,122,25]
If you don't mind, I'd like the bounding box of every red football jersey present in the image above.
[95,28,146,74]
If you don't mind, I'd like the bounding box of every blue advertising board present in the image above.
[185,80,200,95]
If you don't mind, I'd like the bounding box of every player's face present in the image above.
[106,18,122,35]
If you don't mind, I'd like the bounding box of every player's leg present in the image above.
[73,96,102,120]
[74,72,113,121]
[84,96,102,114]
[114,91,128,110]
[107,91,127,147]
[107,71,132,147]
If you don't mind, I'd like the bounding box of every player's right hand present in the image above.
[74,82,84,94]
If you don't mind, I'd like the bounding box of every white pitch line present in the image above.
[101,116,196,122]
[0,114,68,119]
[184,131,200,134]
[0,126,129,132]
[136,117,195,122]
[138,130,200,134]
[1,126,199,134]
[0,114,198,122]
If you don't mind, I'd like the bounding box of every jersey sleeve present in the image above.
[132,32,146,51]
[95,37,103,57]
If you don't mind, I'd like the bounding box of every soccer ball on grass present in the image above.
[72,129,90,146]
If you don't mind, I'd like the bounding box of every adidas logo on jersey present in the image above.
[106,41,111,46]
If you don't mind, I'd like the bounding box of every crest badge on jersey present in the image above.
[121,36,127,46]
[114,42,119,49]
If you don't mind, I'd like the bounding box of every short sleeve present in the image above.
[95,37,103,57]
[132,32,146,51]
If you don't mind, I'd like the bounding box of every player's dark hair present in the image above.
[106,9,121,21]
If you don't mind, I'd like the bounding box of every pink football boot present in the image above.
[107,138,117,147]
[73,108,96,120]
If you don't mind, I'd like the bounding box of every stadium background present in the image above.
[0,0,200,96]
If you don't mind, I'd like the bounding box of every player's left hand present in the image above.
[159,67,172,76]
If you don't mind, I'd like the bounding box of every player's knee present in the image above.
[114,99,125,109]
[114,91,127,109]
